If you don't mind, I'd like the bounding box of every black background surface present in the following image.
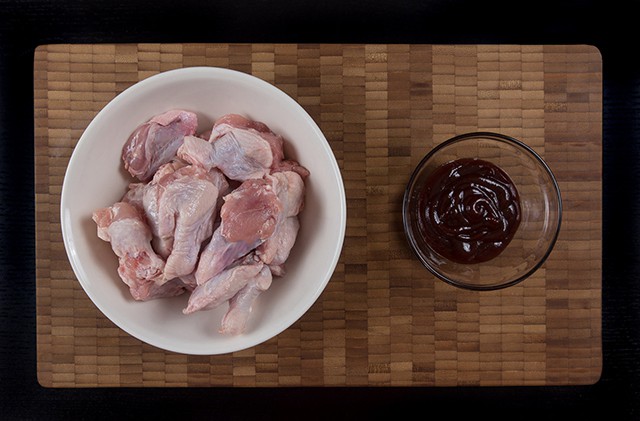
[1,0,639,419]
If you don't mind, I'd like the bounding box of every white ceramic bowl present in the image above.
[61,67,346,355]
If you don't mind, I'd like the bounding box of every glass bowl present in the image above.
[402,132,562,290]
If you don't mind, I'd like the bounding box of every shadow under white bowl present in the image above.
[61,67,346,355]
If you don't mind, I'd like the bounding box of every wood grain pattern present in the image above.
[34,44,602,387]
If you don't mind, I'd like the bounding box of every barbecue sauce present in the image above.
[418,158,521,264]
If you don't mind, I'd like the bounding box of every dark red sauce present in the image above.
[418,158,521,264]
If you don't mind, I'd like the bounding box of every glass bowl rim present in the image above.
[402,131,563,291]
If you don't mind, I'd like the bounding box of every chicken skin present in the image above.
[122,109,198,182]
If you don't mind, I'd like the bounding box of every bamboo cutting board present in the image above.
[34,44,602,387]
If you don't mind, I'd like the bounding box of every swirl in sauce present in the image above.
[418,158,521,264]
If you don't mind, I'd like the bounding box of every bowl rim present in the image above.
[402,131,563,291]
[60,66,347,354]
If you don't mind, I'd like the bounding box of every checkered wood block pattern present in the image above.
[34,44,602,387]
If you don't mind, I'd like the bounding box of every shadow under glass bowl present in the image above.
[402,132,562,291]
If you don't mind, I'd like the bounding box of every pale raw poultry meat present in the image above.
[92,202,186,301]
[121,161,229,282]
[257,217,300,277]
[210,113,274,139]
[177,136,216,171]
[132,277,191,301]
[140,159,189,258]
[151,157,190,181]
[178,273,198,291]
[179,132,272,181]
[194,177,282,285]
[122,109,198,182]
[192,226,256,285]
[120,182,146,210]
[92,201,164,285]
[220,177,283,243]
[186,252,274,335]
[97,111,309,335]
[272,159,310,179]
[256,171,306,275]
[184,257,265,315]
[122,161,229,272]
[121,159,188,257]
[121,159,188,258]
[210,114,285,164]
[219,264,273,335]
[269,170,306,217]
[177,113,285,181]
[156,165,229,282]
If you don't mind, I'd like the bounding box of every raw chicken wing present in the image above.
[142,159,192,257]
[180,131,272,181]
[178,114,285,181]
[210,113,285,164]
[120,161,229,283]
[92,202,185,301]
[257,216,300,276]
[121,159,188,258]
[219,265,273,335]
[122,109,198,182]
[193,226,257,285]
[158,165,229,281]
[184,258,265,314]
[256,171,305,274]
[194,177,282,285]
